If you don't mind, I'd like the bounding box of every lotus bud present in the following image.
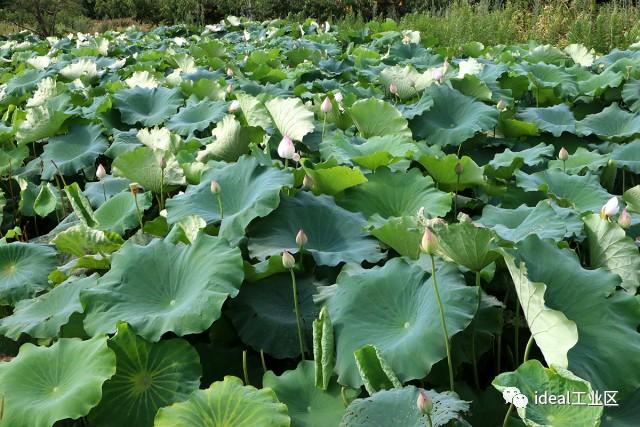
[292,152,301,163]
[229,100,241,112]
[277,135,296,160]
[96,164,107,180]
[402,35,411,44]
[296,229,308,248]
[600,196,619,219]
[334,91,343,103]
[431,67,443,82]
[420,228,438,255]
[303,174,313,189]
[282,250,296,269]
[454,162,464,176]
[496,99,507,111]
[321,96,332,113]
[558,147,569,161]
[417,391,433,415]
[159,157,167,169]
[389,82,398,95]
[443,57,449,74]
[129,182,140,195]
[619,207,632,228]
[210,180,221,194]
[226,68,234,77]
[226,84,233,94]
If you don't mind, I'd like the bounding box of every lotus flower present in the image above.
[431,67,444,83]
[420,228,438,254]
[321,96,332,113]
[558,147,569,161]
[417,390,433,415]
[601,196,619,219]
[389,82,398,95]
[210,180,221,194]
[334,92,343,103]
[282,250,295,269]
[226,68,234,77]
[296,229,308,248]
[96,164,106,180]
[277,135,296,160]
[619,207,632,228]
[229,100,241,112]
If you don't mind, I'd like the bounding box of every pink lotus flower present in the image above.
[96,164,107,180]
[278,135,296,160]
[321,96,332,113]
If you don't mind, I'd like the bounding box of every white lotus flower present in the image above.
[166,70,183,86]
[60,58,99,80]
[457,58,484,78]
[27,55,51,70]
[173,37,187,46]
[229,100,241,112]
[26,77,57,107]
[96,38,110,56]
[277,135,296,160]
[125,71,158,89]
[107,58,126,71]
[601,196,619,219]
[334,92,343,103]
[137,127,173,151]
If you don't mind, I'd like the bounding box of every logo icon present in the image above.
[502,387,529,409]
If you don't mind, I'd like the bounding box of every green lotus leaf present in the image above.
[154,376,290,427]
[265,97,315,141]
[623,185,640,213]
[602,389,640,427]
[397,90,435,119]
[341,385,469,427]
[247,191,384,267]
[548,147,609,173]
[431,220,500,272]
[410,84,498,146]
[166,156,293,243]
[235,93,273,129]
[516,62,578,97]
[112,146,185,193]
[338,168,451,219]
[499,117,539,138]
[264,361,352,427]
[114,86,183,126]
[578,70,623,97]
[166,98,228,135]
[94,191,153,235]
[65,182,99,228]
[517,104,576,137]
[52,223,122,257]
[302,152,365,188]
[478,201,583,243]
[0,145,28,175]
[89,322,202,427]
[327,258,477,388]
[196,114,255,162]
[349,98,412,138]
[451,74,493,101]
[40,124,109,180]
[84,177,131,208]
[419,154,485,191]
[583,214,640,293]
[354,344,402,394]
[576,103,640,141]
[0,242,57,305]
[15,94,71,144]
[485,143,554,180]
[82,234,243,341]
[621,79,640,113]
[565,43,595,66]
[0,336,116,427]
[33,183,58,217]
[509,236,640,398]
[320,133,417,170]
[367,215,422,259]
[313,306,335,391]
[516,170,612,214]
[4,69,48,97]
[379,65,430,99]
[228,274,318,359]
[611,140,640,173]
[493,360,602,427]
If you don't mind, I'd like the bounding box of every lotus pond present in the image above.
[0,17,639,427]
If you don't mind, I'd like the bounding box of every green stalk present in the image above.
[290,268,306,361]
[216,193,224,219]
[159,166,165,211]
[102,182,107,203]
[133,193,144,230]
[430,254,455,392]
[471,271,482,389]
[260,350,267,373]
[242,350,250,385]
[322,113,326,142]
[502,335,535,427]
[426,413,433,427]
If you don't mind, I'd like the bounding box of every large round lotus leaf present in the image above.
[154,376,290,427]
[338,168,451,219]
[84,176,130,208]
[15,94,72,145]
[197,114,256,162]
[81,234,243,341]
[0,336,116,427]
[228,274,318,359]
[301,159,367,196]
[0,145,28,175]
[517,104,576,137]
[366,215,423,259]
[263,361,350,427]
[576,103,640,141]
[235,93,273,129]
[602,389,640,427]
[89,322,201,427]
[265,97,315,141]
[516,170,612,214]
[621,79,640,113]
[410,84,498,146]
[611,139,640,173]
[485,143,554,180]
[0,274,96,340]
[348,98,412,138]
[478,201,583,243]
[52,224,123,257]
[515,62,578,97]
[0,242,57,305]
[4,69,48,97]
[39,124,109,180]
[509,235,640,399]
[112,146,185,193]
[547,147,609,173]
[431,220,500,272]
[584,214,640,293]
[114,86,183,126]
[341,385,469,427]
[578,70,623,97]
[166,155,293,243]
[247,191,384,267]
[320,133,417,170]
[94,191,153,235]
[493,360,603,427]
[166,98,228,135]
[419,154,485,191]
[327,258,477,388]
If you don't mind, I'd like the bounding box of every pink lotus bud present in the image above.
[210,180,221,194]
[431,67,443,82]
[129,182,140,195]
[417,390,433,415]
[296,229,308,248]
[277,135,296,160]
[229,100,241,112]
[601,196,619,219]
[389,82,398,95]
[159,157,167,169]
[303,174,313,189]
[619,207,632,228]
[334,92,343,103]
[420,228,438,254]
[321,96,332,113]
[282,250,296,269]
[96,164,107,180]
[558,147,569,161]
[226,68,234,77]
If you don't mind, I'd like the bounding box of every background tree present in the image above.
[1,0,85,37]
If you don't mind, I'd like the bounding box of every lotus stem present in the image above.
[471,271,482,389]
[502,404,514,427]
[322,113,326,142]
[426,413,433,427]
[523,334,535,363]
[430,254,455,392]
[216,193,224,219]
[242,350,250,385]
[562,160,566,174]
[290,268,306,361]
[132,193,144,230]
[159,168,165,211]
[497,333,502,373]
[260,350,267,373]
[102,182,107,203]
